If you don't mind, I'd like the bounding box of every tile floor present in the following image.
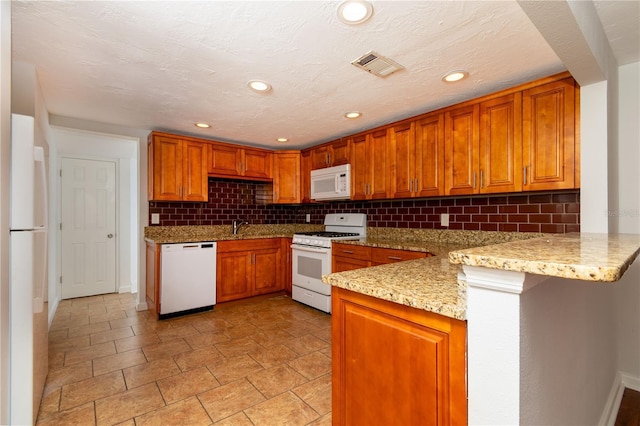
[38,292,332,425]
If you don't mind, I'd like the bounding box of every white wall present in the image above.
[0,2,12,423]
[51,127,139,308]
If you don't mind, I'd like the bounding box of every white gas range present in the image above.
[291,213,367,313]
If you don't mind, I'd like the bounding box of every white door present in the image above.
[60,158,116,299]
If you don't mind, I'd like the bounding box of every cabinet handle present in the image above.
[342,250,355,254]
[523,166,528,185]
[179,186,182,198]
[473,172,477,189]
[328,153,332,165]
[409,179,413,192]
[367,183,371,196]
[414,178,418,192]
[387,256,402,261]
[480,170,484,189]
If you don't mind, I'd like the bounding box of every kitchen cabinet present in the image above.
[350,129,389,200]
[272,151,301,204]
[300,149,312,203]
[148,132,208,202]
[332,287,467,426]
[444,104,480,195]
[282,237,293,295]
[145,241,160,314]
[522,77,577,191]
[389,115,445,198]
[332,243,429,272]
[309,138,350,170]
[208,142,273,181]
[216,238,283,302]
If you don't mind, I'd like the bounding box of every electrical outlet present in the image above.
[305,214,311,223]
[151,213,160,225]
[440,213,449,227]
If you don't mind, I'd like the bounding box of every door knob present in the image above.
[107,234,114,238]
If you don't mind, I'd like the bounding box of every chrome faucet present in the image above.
[232,220,249,235]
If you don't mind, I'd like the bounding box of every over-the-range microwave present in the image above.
[310,164,351,201]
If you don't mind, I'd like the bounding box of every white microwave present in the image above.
[310,164,351,201]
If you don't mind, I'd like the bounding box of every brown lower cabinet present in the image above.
[332,287,467,425]
[216,238,283,302]
[332,242,430,272]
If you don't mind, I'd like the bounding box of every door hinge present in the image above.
[59,276,62,284]
[59,169,62,177]
[59,223,62,230]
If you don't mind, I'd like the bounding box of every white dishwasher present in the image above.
[160,241,216,319]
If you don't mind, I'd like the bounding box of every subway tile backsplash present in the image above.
[149,178,580,233]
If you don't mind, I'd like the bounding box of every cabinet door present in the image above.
[479,93,522,194]
[216,251,252,302]
[282,238,293,295]
[330,139,350,166]
[310,145,331,169]
[332,288,467,426]
[369,129,390,199]
[300,150,312,203]
[145,242,159,312]
[415,113,445,197]
[273,151,301,204]
[209,143,242,176]
[243,149,273,180]
[182,140,208,202]
[523,78,576,190]
[151,135,183,200]
[350,135,369,200]
[370,247,427,266]
[332,256,371,273]
[252,246,282,295]
[445,104,480,195]
[389,122,416,199]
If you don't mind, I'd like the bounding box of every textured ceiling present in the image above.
[10,1,639,149]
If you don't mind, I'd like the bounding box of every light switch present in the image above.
[151,213,160,225]
[440,213,449,227]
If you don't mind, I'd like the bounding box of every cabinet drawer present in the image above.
[217,238,280,253]
[371,248,427,264]
[332,243,371,261]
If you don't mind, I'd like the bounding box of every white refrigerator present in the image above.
[9,114,49,425]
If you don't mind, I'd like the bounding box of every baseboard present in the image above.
[48,297,60,327]
[600,371,640,425]
[118,285,132,294]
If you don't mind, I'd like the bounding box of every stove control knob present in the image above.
[304,238,311,245]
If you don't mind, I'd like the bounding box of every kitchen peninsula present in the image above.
[324,232,640,425]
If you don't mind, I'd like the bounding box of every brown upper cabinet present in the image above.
[300,150,312,203]
[272,151,301,204]
[208,142,273,181]
[148,132,208,202]
[308,138,350,170]
[522,77,577,190]
[350,129,390,200]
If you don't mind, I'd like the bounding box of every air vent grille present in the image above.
[351,51,404,77]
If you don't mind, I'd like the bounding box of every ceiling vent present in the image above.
[351,51,404,77]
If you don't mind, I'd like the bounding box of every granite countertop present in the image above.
[144,224,322,244]
[323,256,467,320]
[449,232,640,282]
[334,238,475,257]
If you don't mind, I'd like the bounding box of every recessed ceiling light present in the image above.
[248,80,272,92]
[442,70,469,83]
[337,1,373,25]
[276,138,288,143]
[344,111,362,119]
[194,122,211,128]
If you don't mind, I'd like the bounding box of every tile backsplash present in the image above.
[149,177,580,233]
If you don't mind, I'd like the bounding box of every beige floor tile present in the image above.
[308,412,332,426]
[288,351,331,380]
[173,345,225,372]
[109,314,149,330]
[49,315,90,331]
[184,330,230,349]
[207,354,264,385]
[251,329,294,347]
[243,391,320,426]
[90,326,135,345]
[213,411,254,425]
[283,334,330,355]
[156,324,201,341]
[48,334,91,354]
[89,309,127,324]
[44,361,93,390]
[48,328,68,342]
[197,378,266,423]
[123,357,181,389]
[141,339,192,361]
[93,348,147,376]
[247,365,308,399]
[48,349,65,370]
[115,332,162,353]
[135,396,212,425]
[36,401,95,426]
[157,366,220,404]
[249,343,299,369]
[64,341,117,366]
[114,420,136,426]
[311,327,331,343]
[59,370,126,411]
[67,321,112,338]
[95,382,165,426]
[37,387,61,420]
[214,336,262,358]
[292,374,332,416]
[131,321,173,335]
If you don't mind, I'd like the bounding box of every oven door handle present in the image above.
[291,244,330,254]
